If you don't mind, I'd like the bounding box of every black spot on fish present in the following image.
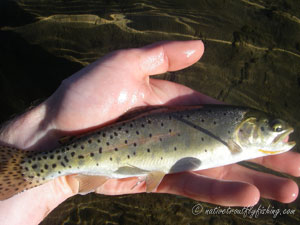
[187,115,190,118]
[169,129,172,133]
[169,115,172,120]
[32,164,37,169]
[174,147,177,151]
[106,142,110,146]
[114,132,118,136]
[149,133,152,138]
[141,124,145,128]
[147,148,150,153]
[78,155,84,159]
[71,152,75,157]
[57,155,61,160]
[66,147,70,150]
[97,131,101,135]
[161,122,164,127]
[25,167,29,171]
[130,124,133,128]
[240,129,243,132]
[52,164,57,168]
[41,169,44,173]
[50,155,54,160]
[201,119,205,122]
[125,140,128,144]
[208,109,212,113]
[133,151,136,155]
[96,163,99,166]
[97,139,101,143]
[32,157,36,161]
[213,121,217,125]
[228,130,231,134]
[88,139,92,144]
[90,152,94,157]
[37,173,40,177]
[260,127,265,131]
[224,113,227,116]
[58,171,61,174]
[44,164,49,169]
[64,156,69,163]
[110,157,112,161]
[127,155,130,159]
[61,162,66,167]
[99,147,102,153]
[125,130,129,134]
[159,138,162,142]
[102,133,106,137]
[205,149,207,152]
[38,157,42,161]
[81,145,85,150]
[114,148,118,152]
[73,144,77,148]
[147,120,152,124]
[136,131,139,135]
[118,127,122,131]
[42,155,47,160]
[201,137,204,141]
[133,143,137,147]
[110,135,113,139]
[161,157,163,160]
[177,133,181,136]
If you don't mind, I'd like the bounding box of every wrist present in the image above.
[0,100,57,150]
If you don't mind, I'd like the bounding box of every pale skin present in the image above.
[0,40,299,225]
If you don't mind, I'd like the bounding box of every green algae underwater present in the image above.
[0,0,300,224]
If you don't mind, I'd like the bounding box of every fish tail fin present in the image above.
[0,145,35,200]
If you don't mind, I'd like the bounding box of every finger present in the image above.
[0,177,75,225]
[138,40,204,76]
[248,151,300,177]
[96,173,259,207]
[146,78,223,105]
[196,164,299,203]
[157,172,260,207]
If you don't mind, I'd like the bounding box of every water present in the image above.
[0,0,299,224]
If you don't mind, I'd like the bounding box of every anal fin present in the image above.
[74,175,109,194]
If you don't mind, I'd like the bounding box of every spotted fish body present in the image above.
[0,105,296,200]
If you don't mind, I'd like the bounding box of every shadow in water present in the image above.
[0,29,83,124]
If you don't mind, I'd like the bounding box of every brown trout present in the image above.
[0,105,296,200]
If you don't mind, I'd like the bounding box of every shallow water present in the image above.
[0,0,300,224]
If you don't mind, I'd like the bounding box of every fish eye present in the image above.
[270,119,283,132]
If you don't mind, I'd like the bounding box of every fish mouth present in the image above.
[273,127,296,147]
[259,128,296,155]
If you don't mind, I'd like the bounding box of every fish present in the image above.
[0,105,296,200]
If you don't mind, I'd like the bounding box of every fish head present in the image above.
[236,114,296,155]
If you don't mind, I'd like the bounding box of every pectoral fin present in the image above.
[145,171,166,193]
[227,139,242,154]
[74,175,109,194]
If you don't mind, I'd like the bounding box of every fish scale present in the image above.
[0,105,296,200]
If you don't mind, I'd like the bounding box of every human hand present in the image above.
[0,40,299,225]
